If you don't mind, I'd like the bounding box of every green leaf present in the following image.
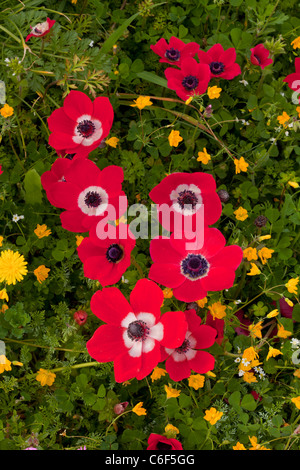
[24,169,42,205]
[136,71,168,88]
[228,391,241,411]
[241,393,257,411]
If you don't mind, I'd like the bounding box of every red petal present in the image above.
[136,344,161,380]
[173,278,207,302]
[148,263,185,288]
[201,267,236,291]
[90,287,132,325]
[113,352,141,382]
[64,158,100,190]
[210,245,243,270]
[160,311,187,348]
[192,325,217,349]
[165,355,191,382]
[188,350,215,374]
[150,237,183,264]
[129,279,164,319]
[86,325,127,362]
[47,107,77,134]
[63,90,93,121]
[60,209,86,232]
[92,96,114,139]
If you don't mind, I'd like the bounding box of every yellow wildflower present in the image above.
[130,96,153,110]
[0,104,14,118]
[197,148,211,164]
[0,236,3,246]
[0,249,28,285]
[291,396,300,409]
[234,156,249,174]
[291,37,300,49]
[168,130,183,147]
[206,371,216,378]
[288,181,299,189]
[243,371,257,383]
[266,309,279,318]
[243,247,258,261]
[247,263,261,276]
[132,402,147,416]
[233,442,246,450]
[284,298,293,307]
[196,297,207,308]
[277,323,292,338]
[204,407,223,425]
[36,368,56,386]
[0,355,12,374]
[277,112,290,127]
[258,235,271,241]
[249,436,270,450]
[258,247,274,265]
[34,265,50,284]
[266,347,282,361]
[34,224,52,239]
[185,97,193,105]
[71,0,77,4]
[0,288,9,302]
[188,374,205,390]
[249,321,263,339]
[243,347,259,362]
[150,367,167,382]
[165,384,181,399]
[234,207,248,221]
[165,424,179,436]
[285,277,299,295]
[1,304,8,314]
[163,288,173,299]
[208,301,226,320]
[106,137,119,148]
[12,361,23,367]
[76,235,84,247]
[207,86,222,99]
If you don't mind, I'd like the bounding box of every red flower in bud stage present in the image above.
[205,312,224,345]
[283,57,300,92]
[164,58,211,101]
[161,309,216,381]
[114,402,129,415]
[47,90,114,158]
[86,279,188,383]
[74,310,88,325]
[250,44,273,69]
[149,172,222,233]
[150,36,200,67]
[149,228,243,303]
[25,18,56,42]
[197,43,241,80]
[147,434,183,450]
[77,222,136,286]
[45,158,127,233]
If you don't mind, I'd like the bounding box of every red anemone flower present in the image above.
[283,57,300,92]
[149,227,243,302]
[161,309,216,381]
[250,44,273,69]
[150,36,200,67]
[147,434,183,450]
[86,279,188,383]
[197,43,241,80]
[25,18,56,42]
[47,90,114,158]
[164,58,211,101]
[77,222,136,286]
[149,172,222,233]
[45,158,127,233]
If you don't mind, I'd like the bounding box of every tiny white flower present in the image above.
[291,338,300,349]
[234,357,241,363]
[241,358,250,367]
[239,79,249,86]
[89,40,94,47]
[238,369,245,376]
[121,276,129,284]
[234,299,242,304]
[285,131,289,136]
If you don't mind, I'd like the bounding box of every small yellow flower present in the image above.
[233,442,246,450]
[208,301,226,320]
[163,288,173,299]
[76,235,84,247]
[165,384,181,399]
[284,297,294,307]
[288,181,299,189]
[130,96,153,110]
[34,265,50,284]
[234,156,249,174]
[266,309,279,318]
[277,323,292,339]
[197,148,211,164]
[258,235,271,241]
[249,321,263,339]
[0,236,3,247]
[291,396,300,410]
[150,367,167,382]
[247,263,261,276]
[165,424,179,435]
[0,104,14,118]
[207,86,222,99]
[132,402,147,416]
[185,97,193,105]
[243,347,259,362]
[291,37,300,49]
[243,247,258,261]
[36,368,56,386]
[248,436,270,450]
[34,224,52,239]
[0,288,9,302]
[277,112,290,127]
[258,247,274,265]
[1,304,8,314]
[12,361,23,367]
[196,297,207,308]
[266,347,282,361]
[206,370,216,378]
[243,371,257,383]
[188,374,205,390]
[204,407,223,425]
[0,249,28,285]
[106,137,119,148]
[0,355,12,374]
[285,277,299,295]
[234,207,248,221]
[71,0,78,4]
[168,130,183,147]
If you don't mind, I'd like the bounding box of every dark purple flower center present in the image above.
[175,338,191,354]
[34,27,42,34]
[127,320,149,342]
[209,61,225,75]
[106,244,123,263]
[84,190,102,208]
[156,442,173,450]
[253,54,261,65]
[177,190,198,210]
[165,47,181,61]
[77,120,95,138]
[182,75,199,91]
[181,253,209,279]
